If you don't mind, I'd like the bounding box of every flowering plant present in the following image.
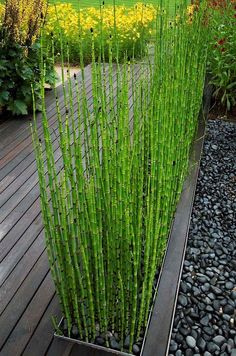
[44,3,156,64]
[207,0,236,110]
[0,0,55,116]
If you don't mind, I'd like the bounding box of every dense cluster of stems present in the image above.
[32,1,208,353]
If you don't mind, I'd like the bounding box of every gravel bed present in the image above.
[169,119,236,356]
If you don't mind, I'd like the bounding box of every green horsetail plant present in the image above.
[32,1,209,354]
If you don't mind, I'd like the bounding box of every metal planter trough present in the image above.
[54,80,213,356]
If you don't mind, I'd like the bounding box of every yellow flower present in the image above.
[44,2,156,41]
[186,4,198,24]
[0,4,4,21]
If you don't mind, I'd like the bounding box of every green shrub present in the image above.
[0,36,54,115]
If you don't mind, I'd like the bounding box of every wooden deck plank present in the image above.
[0,200,41,262]
[22,294,61,356]
[0,170,41,219]
[0,218,42,287]
[0,272,55,356]
[0,251,49,347]
[0,191,41,241]
[0,119,28,139]
[0,223,43,286]
[0,231,46,315]
[0,151,37,193]
[0,148,63,221]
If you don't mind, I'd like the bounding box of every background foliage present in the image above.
[48,0,178,10]
[207,0,236,110]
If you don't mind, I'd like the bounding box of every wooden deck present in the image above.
[0,64,145,356]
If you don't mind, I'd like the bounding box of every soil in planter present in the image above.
[208,99,236,123]
[169,119,236,355]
